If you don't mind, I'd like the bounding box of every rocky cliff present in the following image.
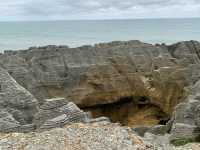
[0,41,189,126]
[0,40,200,149]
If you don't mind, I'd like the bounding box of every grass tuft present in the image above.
[170,138,196,146]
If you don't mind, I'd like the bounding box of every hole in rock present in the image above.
[158,117,170,125]
[83,96,170,127]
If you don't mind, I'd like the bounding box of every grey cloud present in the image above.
[0,0,200,20]
[22,0,200,14]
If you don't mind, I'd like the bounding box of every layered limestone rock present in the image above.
[1,40,200,147]
[0,41,189,127]
[0,67,38,132]
[166,41,200,142]
[0,68,93,133]
[34,98,91,130]
[131,41,200,145]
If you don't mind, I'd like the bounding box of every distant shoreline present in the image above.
[1,40,199,55]
[1,39,200,53]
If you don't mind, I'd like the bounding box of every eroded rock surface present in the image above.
[1,40,200,149]
[34,98,91,130]
[0,40,190,127]
[166,41,200,141]
[0,68,92,133]
[0,67,38,132]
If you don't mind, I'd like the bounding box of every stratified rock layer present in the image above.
[1,40,200,146]
[0,40,190,127]
[0,67,38,132]
[0,68,92,133]
[34,98,91,130]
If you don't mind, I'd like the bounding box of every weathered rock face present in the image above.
[132,41,200,144]
[33,98,91,130]
[0,67,93,133]
[0,67,38,132]
[1,40,200,149]
[1,40,200,140]
[0,40,190,127]
[164,41,200,141]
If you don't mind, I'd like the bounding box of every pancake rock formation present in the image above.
[0,41,188,125]
[0,40,200,149]
[0,68,93,133]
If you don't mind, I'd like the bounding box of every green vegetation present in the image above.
[170,138,196,146]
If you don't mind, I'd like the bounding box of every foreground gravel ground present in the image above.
[0,122,200,150]
[0,123,154,150]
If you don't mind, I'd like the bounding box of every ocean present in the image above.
[0,18,200,52]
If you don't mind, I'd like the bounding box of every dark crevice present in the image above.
[83,96,169,127]
[158,118,170,125]
[167,43,180,58]
[138,96,150,105]
[190,41,200,61]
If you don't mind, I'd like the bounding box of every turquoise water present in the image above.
[0,18,200,52]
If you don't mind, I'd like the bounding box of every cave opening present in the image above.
[83,96,170,127]
[158,117,170,125]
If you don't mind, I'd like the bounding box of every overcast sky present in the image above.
[0,0,200,21]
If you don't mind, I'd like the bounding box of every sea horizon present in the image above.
[1,17,200,22]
